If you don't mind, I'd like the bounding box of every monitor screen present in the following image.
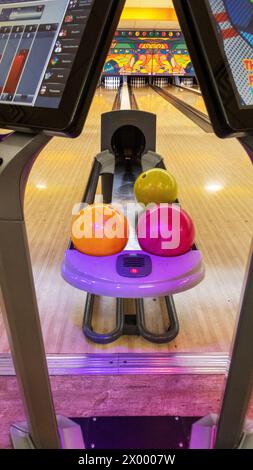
[0,0,94,109]
[208,0,253,108]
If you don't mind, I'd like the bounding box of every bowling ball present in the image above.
[134,168,178,206]
[71,203,129,257]
[137,204,195,257]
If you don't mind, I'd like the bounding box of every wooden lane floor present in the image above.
[0,88,117,354]
[165,85,208,115]
[134,86,253,353]
[0,86,252,356]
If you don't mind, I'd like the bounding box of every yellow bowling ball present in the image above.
[134,168,178,206]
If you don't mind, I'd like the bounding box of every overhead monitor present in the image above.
[173,0,253,137]
[0,0,125,136]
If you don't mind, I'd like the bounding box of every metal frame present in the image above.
[190,138,253,449]
[0,133,84,449]
[83,294,179,345]
[136,296,179,344]
[215,242,253,448]
[0,352,229,376]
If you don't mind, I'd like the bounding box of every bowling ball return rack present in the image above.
[62,110,205,344]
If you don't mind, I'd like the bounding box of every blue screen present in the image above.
[208,0,253,107]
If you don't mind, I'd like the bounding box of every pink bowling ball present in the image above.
[137,204,195,257]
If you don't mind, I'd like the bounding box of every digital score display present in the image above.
[0,0,94,108]
[208,0,253,107]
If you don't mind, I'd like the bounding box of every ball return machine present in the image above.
[62,109,205,344]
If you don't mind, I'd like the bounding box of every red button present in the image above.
[130,268,139,274]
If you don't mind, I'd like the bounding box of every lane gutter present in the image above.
[151,84,213,133]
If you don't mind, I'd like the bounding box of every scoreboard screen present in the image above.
[208,0,253,108]
[0,0,94,109]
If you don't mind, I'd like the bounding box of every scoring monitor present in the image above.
[173,0,253,137]
[0,0,125,135]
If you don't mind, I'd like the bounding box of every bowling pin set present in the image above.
[103,76,121,89]
[129,77,147,88]
[152,77,169,87]
[180,77,194,88]
[130,76,169,88]
[102,76,171,89]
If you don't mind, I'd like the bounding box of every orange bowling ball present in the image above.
[71,204,129,257]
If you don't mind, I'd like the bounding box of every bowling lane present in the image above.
[0,84,252,357]
[0,87,118,354]
[134,86,253,353]
[183,85,201,93]
[164,84,208,115]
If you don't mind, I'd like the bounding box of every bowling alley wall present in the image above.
[103,30,194,76]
